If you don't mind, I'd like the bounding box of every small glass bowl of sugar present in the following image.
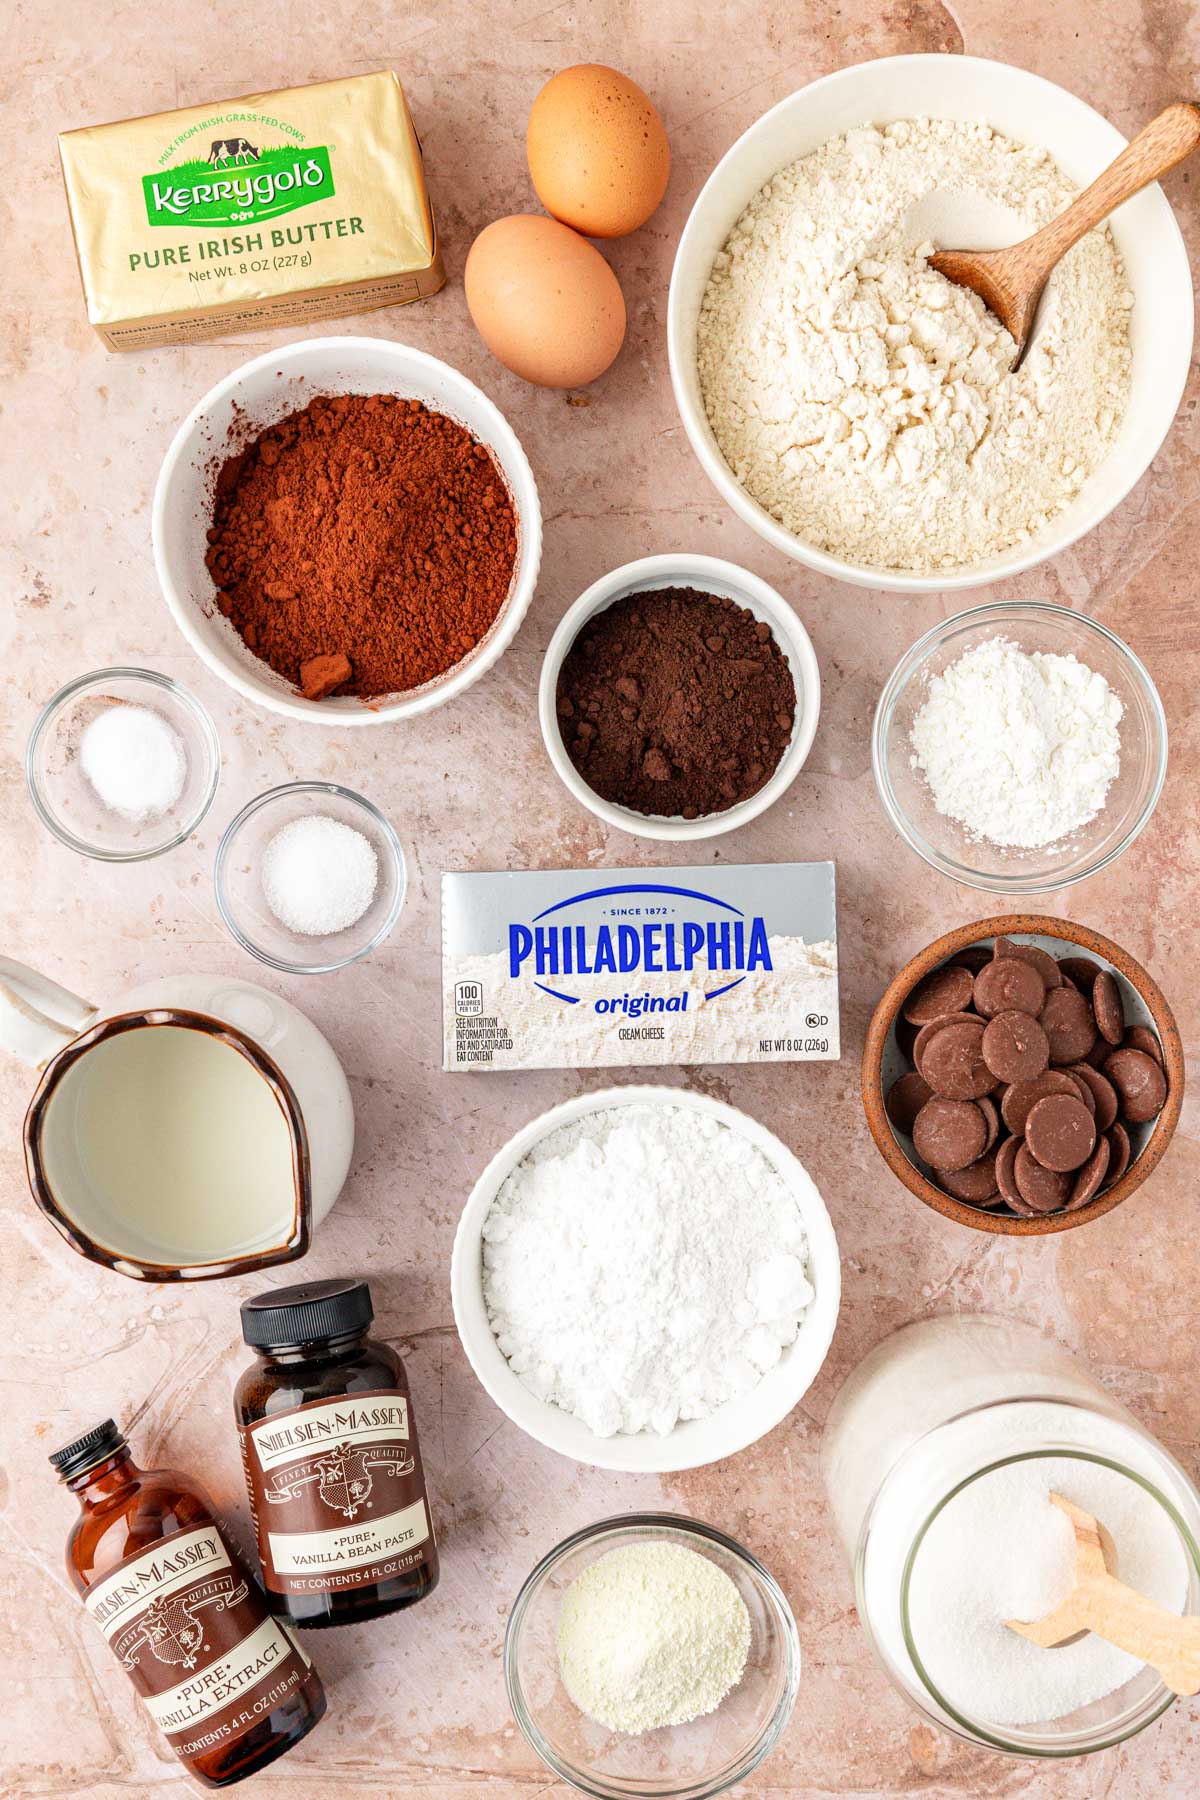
[26,667,221,861]
[215,781,406,974]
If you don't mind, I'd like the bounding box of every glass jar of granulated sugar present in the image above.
[821,1316,1200,1758]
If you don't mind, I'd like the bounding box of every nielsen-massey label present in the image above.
[83,1522,311,1762]
[242,1390,435,1596]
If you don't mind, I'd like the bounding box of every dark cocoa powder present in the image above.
[555,586,796,819]
[205,393,518,700]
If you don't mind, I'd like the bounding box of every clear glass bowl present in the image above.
[215,781,405,974]
[505,1514,800,1800]
[26,667,221,861]
[872,603,1167,894]
[898,1442,1200,1757]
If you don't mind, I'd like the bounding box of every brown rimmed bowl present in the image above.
[862,916,1184,1235]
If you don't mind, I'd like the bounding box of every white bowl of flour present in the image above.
[450,1087,841,1472]
[668,55,1193,590]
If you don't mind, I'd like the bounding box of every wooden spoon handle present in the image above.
[1077,1576,1200,1696]
[1009,103,1200,286]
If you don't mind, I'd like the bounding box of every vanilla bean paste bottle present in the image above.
[53,1418,325,1787]
[235,1278,439,1629]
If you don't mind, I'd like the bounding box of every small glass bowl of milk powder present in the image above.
[27,667,221,860]
[506,1514,800,1796]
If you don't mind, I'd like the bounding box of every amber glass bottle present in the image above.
[235,1277,439,1630]
[53,1418,325,1788]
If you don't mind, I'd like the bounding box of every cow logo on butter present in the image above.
[142,142,335,228]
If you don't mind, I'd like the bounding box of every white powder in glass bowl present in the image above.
[908,637,1123,848]
[261,814,378,936]
[557,1542,751,1735]
[80,703,186,821]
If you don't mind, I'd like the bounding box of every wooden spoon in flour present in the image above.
[930,102,1200,367]
[1006,1492,1200,1695]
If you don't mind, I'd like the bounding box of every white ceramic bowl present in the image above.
[538,554,820,841]
[668,55,1193,592]
[153,337,542,725]
[450,1085,841,1473]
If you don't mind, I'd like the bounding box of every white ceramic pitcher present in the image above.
[1,958,354,1282]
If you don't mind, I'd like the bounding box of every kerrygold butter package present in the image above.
[59,71,443,351]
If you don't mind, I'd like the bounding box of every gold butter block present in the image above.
[60,71,444,351]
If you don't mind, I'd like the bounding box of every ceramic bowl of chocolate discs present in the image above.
[862,918,1184,1235]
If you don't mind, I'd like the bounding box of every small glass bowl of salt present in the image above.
[26,667,221,861]
[215,781,405,974]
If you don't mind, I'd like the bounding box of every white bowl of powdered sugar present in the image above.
[668,55,1193,590]
[450,1087,840,1473]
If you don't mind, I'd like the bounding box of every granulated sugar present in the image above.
[907,1456,1188,1726]
[261,814,378,937]
[557,1542,751,1734]
[80,703,186,821]
[481,1103,814,1436]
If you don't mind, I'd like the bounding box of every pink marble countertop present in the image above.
[3,1,1199,1795]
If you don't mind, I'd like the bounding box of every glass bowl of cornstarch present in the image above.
[505,1513,800,1798]
[873,602,1166,895]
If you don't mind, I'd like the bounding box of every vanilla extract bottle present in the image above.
[235,1277,439,1629]
[53,1418,325,1787]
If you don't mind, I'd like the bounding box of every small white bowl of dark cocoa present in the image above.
[538,554,821,842]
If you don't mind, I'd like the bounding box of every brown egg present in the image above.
[527,64,670,239]
[464,215,626,389]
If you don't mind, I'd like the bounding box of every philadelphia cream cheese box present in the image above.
[442,862,838,1072]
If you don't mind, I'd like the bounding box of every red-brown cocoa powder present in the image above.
[205,393,518,700]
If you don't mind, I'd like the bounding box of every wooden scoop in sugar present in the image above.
[1006,1491,1200,1696]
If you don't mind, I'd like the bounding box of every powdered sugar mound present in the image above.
[908,636,1123,849]
[481,1104,814,1436]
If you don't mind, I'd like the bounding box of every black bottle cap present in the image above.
[241,1277,374,1350]
[49,1418,128,1481]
